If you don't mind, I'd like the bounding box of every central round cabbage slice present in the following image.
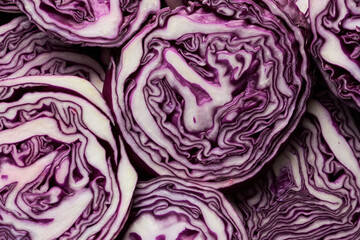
[111,1,312,188]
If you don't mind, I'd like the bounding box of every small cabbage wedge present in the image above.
[110,1,312,189]
[16,0,160,46]
[231,91,360,239]
[121,176,248,240]
[0,76,137,240]
[310,0,360,111]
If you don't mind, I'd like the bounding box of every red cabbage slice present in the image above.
[0,76,137,240]
[16,0,161,46]
[110,1,312,189]
[231,91,360,239]
[310,0,360,110]
[0,16,107,91]
[121,176,248,240]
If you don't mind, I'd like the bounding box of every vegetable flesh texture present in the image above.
[16,0,161,46]
[231,91,360,239]
[310,0,360,110]
[0,76,137,240]
[0,16,106,91]
[0,0,19,13]
[111,1,311,188]
[122,176,248,240]
[294,0,309,13]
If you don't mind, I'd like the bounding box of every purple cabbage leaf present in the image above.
[110,0,312,189]
[120,176,248,240]
[310,0,360,110]
[0,75,137,239]
[230,91,360,239]
[0,16,108,91]
[0,0,19,13]
[16,0,161,46]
